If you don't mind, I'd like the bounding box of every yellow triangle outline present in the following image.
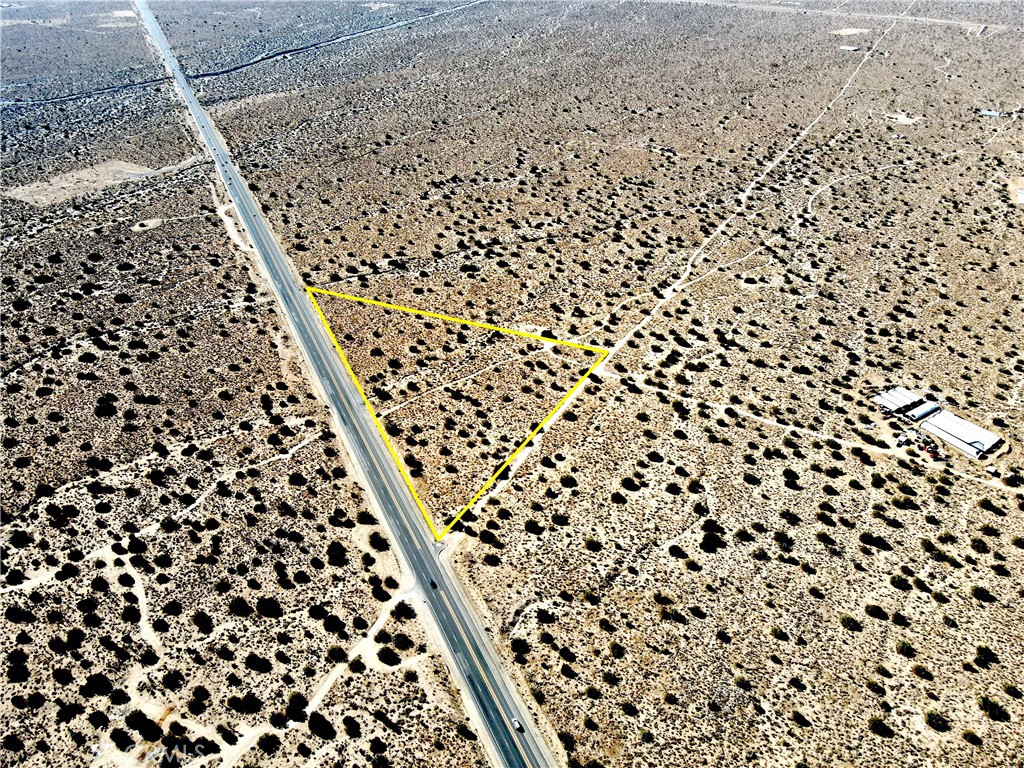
[306,286,608,541]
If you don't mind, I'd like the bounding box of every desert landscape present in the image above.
[3,1,1022,767]
[2,3,487,767]
[310,289,602,533]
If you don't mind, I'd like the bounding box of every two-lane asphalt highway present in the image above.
[134,3,553,766]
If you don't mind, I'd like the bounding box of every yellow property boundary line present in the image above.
[306,286,608,541]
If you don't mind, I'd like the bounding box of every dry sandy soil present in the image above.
[5,160,159,207]
[147,0,1024,766]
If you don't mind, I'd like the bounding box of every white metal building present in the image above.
[871,387,923,414]
[919,410,1002,459]
[906,402,940,422]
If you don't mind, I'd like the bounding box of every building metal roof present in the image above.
[919,410,1002,459]
[871,387,922,413]
[906,402,940,422]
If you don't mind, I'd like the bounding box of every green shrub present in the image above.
[925,710,950,732]
[840,614,862,632]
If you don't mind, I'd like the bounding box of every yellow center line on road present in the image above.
[440,590,527,759]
